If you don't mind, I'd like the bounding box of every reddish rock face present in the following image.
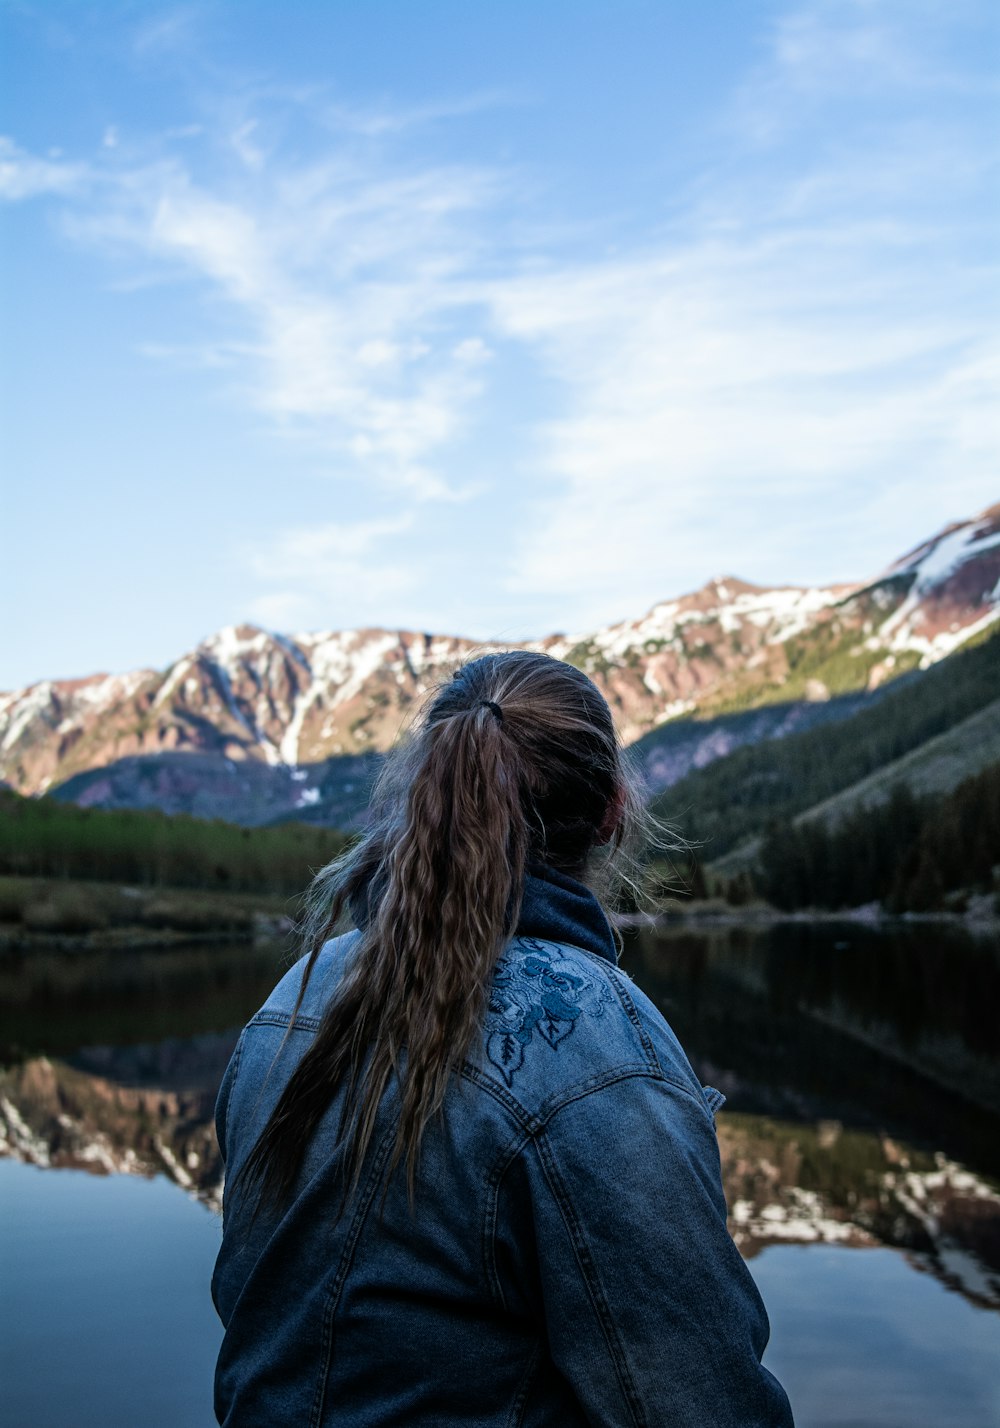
[1,503,997,802]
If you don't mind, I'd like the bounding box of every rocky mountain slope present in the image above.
[2,502,997,824]
[647,625,999,867]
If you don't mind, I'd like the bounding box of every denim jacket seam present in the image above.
[458,1062,538,1132]
[599,974,721,1128]
[483,1128,536,1311]
[248,1008,322,1033]
[309,1119,399,1428]
[230,1027,246,1083]
[533,1126,648,1427]
[560,939,620,970]
[600,964,663,1073]
[217,1028,246,1168]
[571,1068,720,1130]
[459,1053,709,1132]
[487,1073,687,1323]
[532,1064,662,1126]
[507,1342,544,1428]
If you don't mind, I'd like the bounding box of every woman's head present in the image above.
[426,650,625,873]
[240,650,648,1212]
[367,648,637,889]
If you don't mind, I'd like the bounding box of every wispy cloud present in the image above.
[321,89,527,139]
[490,230,997,609]
[0,136,88,199]
[489,0,1000,619]
[131,6,204,58]
[244,515,415,631]
[730,0,997,146]
[17,129,507,502]
[3,0,997,642]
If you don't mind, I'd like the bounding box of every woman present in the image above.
[212,650,793,1427]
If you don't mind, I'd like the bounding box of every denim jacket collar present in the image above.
[348,857,618,965]
[517,861,618,965]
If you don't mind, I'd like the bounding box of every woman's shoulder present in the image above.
[251,931,362,1026]
[472,934,711,1122]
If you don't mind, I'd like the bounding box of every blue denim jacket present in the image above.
[212,865,793,1427]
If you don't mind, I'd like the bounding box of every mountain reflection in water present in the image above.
[1,922,999,1316]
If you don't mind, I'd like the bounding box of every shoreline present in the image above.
[2,874,996,951]
[615,896,1000,939]
[0,920,293,953]
[0,873,296,953]
[4,907,997,953]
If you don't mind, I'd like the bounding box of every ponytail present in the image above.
[238,651,647,1215]
[370,703,528,1190]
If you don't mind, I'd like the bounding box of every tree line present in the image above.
[756,762,1000,912]
[0,791,347,897]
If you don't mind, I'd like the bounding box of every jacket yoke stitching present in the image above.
[533,1064,673,1127]
[600,964,662,1073]
[248,1009,322,1034]
[457,1063,538,1131]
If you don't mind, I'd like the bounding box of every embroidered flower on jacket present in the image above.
[484,938,612,1086]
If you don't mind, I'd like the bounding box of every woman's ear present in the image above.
[595,781,626,846]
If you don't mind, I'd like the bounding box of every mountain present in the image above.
[647,624,999,865]
[788,698,1000,834]
[1,502,997,824]
[706,693,1000,885]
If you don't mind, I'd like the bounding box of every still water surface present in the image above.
[2,920,998,1427]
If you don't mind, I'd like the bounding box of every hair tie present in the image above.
[478,699,504,724]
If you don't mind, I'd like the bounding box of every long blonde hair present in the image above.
[239,650,652,1211]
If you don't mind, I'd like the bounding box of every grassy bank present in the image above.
[0,875,301,950]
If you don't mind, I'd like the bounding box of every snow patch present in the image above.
[0,682,55,752]
[885,519,1000,592]
[153,657,194,709]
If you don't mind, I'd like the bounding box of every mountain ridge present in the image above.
[2,501,997,821]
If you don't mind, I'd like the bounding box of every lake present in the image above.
[2,920,998,1427]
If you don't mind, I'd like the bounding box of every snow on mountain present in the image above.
[1,502,997,809]
[866,501,1000,661]
[572,577,852,664]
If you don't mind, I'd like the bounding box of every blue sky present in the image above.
[2,0,998,688]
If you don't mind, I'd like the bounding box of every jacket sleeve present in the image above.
[214,1030,246,1173]
[523,1072,794,1428]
